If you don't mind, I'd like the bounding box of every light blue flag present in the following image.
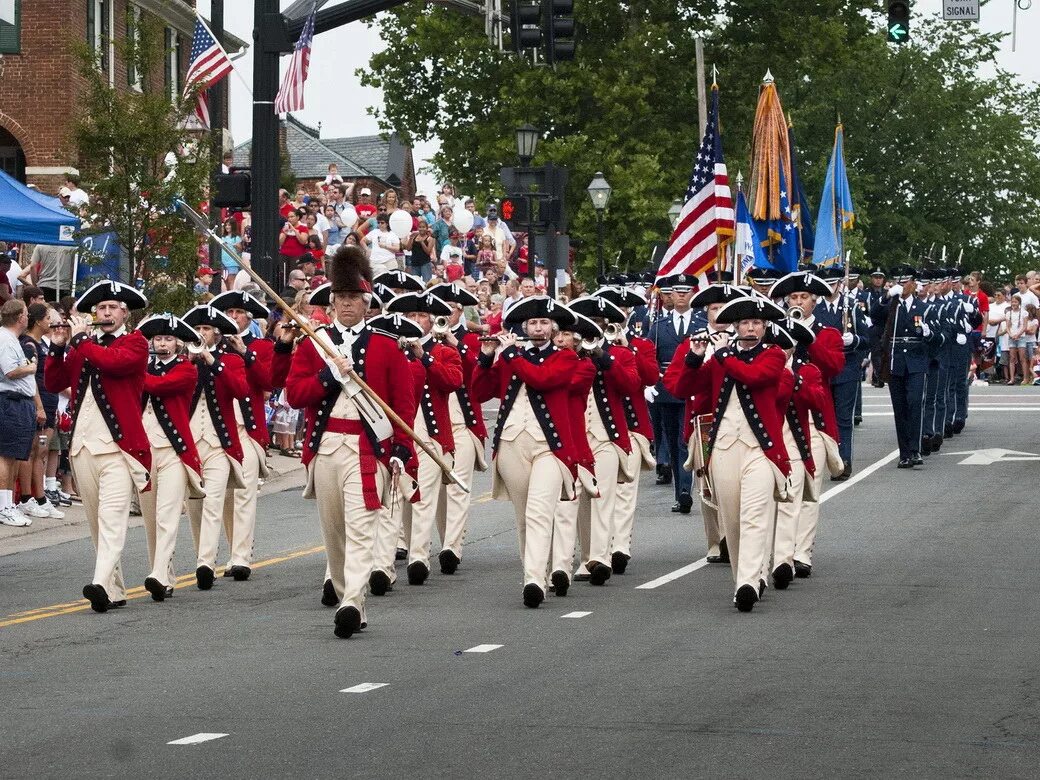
[814,124,855,268]
[734,191,770,280]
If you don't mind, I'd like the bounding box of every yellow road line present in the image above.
[0,545,325,629]
[1,490,499,629]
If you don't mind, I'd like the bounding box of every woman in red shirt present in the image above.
[278,209,310,278]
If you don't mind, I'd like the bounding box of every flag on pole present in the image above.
[734,191,769,280]
[184,16,234,129]
[275,1,318,115]
[655,86,734,282]
[813,124,855,267]
[787,122,815,260]
[752,160,800,274]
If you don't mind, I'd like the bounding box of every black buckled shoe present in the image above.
[610,551,630,575]
[321,578,338,607]
[522,583,544,608]
[407,561,429,586]
[772,563,793,590]
[794,561,812,578]
[588,561,612,586]
[334,606,362,639]
[82,583,111,613]
[734,584,758,613]
[550,570,569,597]
[228,565,251,581]
[195,566,215,591]
[438,549,460,575]
[144,577,166,602]
[369,570,392,596]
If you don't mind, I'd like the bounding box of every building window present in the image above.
[87,0,113,83]
[127,4,142,90]
[0,0,20,54]
[164,27,181,101]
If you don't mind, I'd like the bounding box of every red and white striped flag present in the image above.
[656,87,734,282]
[275,1,317,115]
[184,16,234,129]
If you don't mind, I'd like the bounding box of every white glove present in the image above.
[389,456,404,476]
[888,284,903,298]
[841,332,854,347]
[921,323,931,338]
[961,301,974,314]
[325,359,346,383]
[956,333,967,345]
[644,386,659,404]
[963,321,972,333]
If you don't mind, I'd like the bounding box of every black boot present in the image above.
[655,464,672,485]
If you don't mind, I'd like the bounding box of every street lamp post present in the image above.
[587,171,612,278]
[668,197,683,230]
[515,124,540,279]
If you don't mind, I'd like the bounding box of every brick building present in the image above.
[233,115,418,206]
[0,0,244,194]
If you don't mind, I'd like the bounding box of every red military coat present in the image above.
[584,344,641,454]
[662,338,714,442]
[142,356,202,476]
[669,342,791,477]
[568,355,597,473]
[237,334,275,448]
[45,330,151,473]
[805,321,843,443]
[285,325,417,484]
[623,336,658,442]
[413,340,464,454]
[453,326,488,440]
[191,344,249,464]
[471,343,579,470]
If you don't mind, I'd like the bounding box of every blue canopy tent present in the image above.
[0,169,80,246]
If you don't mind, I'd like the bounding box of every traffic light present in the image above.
[887,1,910,43]
[510,0,542,54]
[542,0,575,64]
[499,196,529,225]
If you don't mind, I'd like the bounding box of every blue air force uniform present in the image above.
[813,295,869,468]
[647,306,696,506]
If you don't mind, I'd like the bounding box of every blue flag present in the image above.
[814,124,855,268]
[752,160,800,274]
[734,191,770,278]
[788,124,815,260]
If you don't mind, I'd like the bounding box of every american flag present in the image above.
[184,17,234,129]
[656,87,734,281]
[275,1,318,114]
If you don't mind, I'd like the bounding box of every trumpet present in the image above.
[432,316,451,338]
[186,342,209,355]
[580,336,604,353]
[604,323,623,343]
[787,306,805,320]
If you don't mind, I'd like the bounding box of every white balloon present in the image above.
[452,208,474,235]
[340,204,358,228]
[389,209,413,238]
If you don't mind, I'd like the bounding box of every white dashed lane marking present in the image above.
[561,611,592,618]
[341,683,389,693]
[463,644,503,653]
[167,733,228,745]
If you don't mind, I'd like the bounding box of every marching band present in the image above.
[53,244,969,635]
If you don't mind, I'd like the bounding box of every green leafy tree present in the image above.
[69,12,210,314]
[362,0,1040,281]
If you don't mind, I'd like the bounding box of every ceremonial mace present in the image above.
[174,200,470,493]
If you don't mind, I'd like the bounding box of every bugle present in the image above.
[604,323,623,343]
[432,316,451,338]
[787,306,805,320]
[173,199,470,494]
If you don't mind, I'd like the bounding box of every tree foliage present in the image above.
[69,12,210,313]
[361,0,1040,281]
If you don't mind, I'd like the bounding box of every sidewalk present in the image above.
[0,452,308,557]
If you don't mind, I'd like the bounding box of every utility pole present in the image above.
[208,0,225,294]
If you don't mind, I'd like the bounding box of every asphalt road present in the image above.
[2,385,1039,778]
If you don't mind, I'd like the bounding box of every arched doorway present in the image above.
[0,126,26,182]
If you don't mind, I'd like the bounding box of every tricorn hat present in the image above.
[373,269,424,292]
[385,292,452,316]
[367,313,424,341]
[503,295,577,327]
[565,312,604,342]
[208,290,268,320]
[182,305,238,335]
[783,317,815,346]
[136,313,200,345]
[765,322,796,350]
[592,285,645,309]
[427,281,479,307]
[768,271,832,300]
[329,245,374,294]
[568,295,627,324]
[75,280,148,312]
[714,296,786,324]
[691,283,748,308]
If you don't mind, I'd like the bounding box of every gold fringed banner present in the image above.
[748,72,793,222]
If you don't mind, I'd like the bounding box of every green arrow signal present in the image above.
[889,23,907,41]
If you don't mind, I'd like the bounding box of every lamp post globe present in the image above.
[668,198,683,229]
[587,172,612,278]
[516,124,540,166]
